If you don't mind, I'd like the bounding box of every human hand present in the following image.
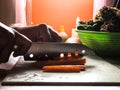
[12,24,62,42]
[0,22,32,63]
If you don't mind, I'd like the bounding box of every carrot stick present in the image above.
[42,65,82,72]
[33,57,86,68]
[79,65,86,71]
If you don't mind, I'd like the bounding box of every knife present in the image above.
[24,42,95,61]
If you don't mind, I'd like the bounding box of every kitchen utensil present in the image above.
[24,42,94,60]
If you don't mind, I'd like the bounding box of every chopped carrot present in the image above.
[42,65,85,72]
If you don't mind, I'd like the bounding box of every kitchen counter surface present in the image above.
[1,55,120,86]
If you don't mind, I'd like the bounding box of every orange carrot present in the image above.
[79,65,86,71]
[42,65,82,72]
[33,57,86,68]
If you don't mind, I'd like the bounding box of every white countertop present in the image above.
[1,55,120,86]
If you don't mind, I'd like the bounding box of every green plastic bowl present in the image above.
[76,30,120,57]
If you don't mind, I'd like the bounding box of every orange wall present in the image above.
[32,0,93,37]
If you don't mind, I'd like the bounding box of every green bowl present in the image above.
[76,30,120,57]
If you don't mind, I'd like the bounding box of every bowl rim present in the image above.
[76,30,120,34]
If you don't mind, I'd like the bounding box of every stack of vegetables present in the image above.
[77,6,120,32]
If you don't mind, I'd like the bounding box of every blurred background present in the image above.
[0,0,112,37]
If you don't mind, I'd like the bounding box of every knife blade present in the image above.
[24,42,95,61]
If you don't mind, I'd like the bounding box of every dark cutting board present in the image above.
[2,55,120,86]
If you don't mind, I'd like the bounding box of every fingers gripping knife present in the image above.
[24,42,95,61]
